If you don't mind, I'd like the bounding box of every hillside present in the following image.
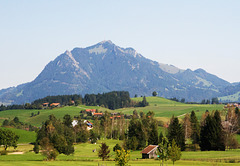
[0,41,233,104]
[0,97,223,127]
[0,127,36,143]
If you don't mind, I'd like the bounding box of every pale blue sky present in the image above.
[1,0,240,89]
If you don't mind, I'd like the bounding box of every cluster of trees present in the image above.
[0,103,43,111]
[83,92,148,109]
[98,142,130,166]
[167,97,220,105]
[83,91,132,110]
[1,91,149,112]
[199,111,225,151]
[34,113,126,160]
[125,109,239,153]
[157,138,181,166]
[125,111,159,150]
[93,111,126,140]
[32,94,83,106]
[201,97,219,104]
[34,114,75,160]
[2,117,37,131]
[0,128,19,151]
[169,97,186,103]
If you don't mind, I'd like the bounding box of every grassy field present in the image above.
[0,127,36,144]
[0,139,240,166]
[1,96,238,165]
[123,97,224,122]
[0,105,112,127]
[0,97,224,127]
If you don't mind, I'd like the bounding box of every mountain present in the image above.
[218,83,240,102]
[0,40,235,104]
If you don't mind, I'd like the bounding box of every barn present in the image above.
[140,145,158,159]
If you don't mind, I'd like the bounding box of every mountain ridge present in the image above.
[0,40,238,104]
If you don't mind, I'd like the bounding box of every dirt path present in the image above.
[177,113,187,118]
[8,152,24,155]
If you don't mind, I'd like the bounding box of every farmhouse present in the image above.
[72,120,93,130]
[42,102,49,109]
[93,113,103,117]
[85,109,96,115]
[50,103,61,107]
[110,115,122,119]
[141,145,158,159]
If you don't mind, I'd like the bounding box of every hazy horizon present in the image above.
[1,0,240,89]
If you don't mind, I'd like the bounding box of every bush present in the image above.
[113,143,121,152]
[0,150,8,155]
[33,142,40,154]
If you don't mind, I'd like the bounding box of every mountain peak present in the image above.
[100,40,113,44]
[194,68,206,73]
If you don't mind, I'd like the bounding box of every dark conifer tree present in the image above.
[167,116,185,150]
[199,111,225,151]
[213,111,225,150]
[159,132,164,144]
[190,111,200,144]
[63,114,72,128]
[199,115,213,151]
[148,120,159,145]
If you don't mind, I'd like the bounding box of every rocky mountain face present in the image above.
[0,40,237,104]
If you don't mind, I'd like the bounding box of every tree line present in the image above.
[126,109,240,152]
[1,91,148,111]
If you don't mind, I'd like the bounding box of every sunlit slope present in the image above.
[0,127,36,143]
[120,97,224,121]
[0,97,224,126]
[0,105,111,127]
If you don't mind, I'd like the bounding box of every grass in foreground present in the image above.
[0,139,240,166]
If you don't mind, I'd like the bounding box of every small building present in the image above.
[86,109,96,115]
[72,120,93,130]
[50,103,61,107]
[141,145,158,159]
[84,120,93,130]
[42,102,49,108]
[72,120,78,127]
[93,113,103,117]
[110,115,122,119]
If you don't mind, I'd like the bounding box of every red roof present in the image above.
[93,113,103,115]
[110,115,122,119]
[141,145,158,154]
[86,109,96,112]
[50,103,60,106]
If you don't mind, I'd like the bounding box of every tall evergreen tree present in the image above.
[140,96,149,107]
[213,110,225,150]
[167,116,185,151]
[148,119,158,145]
[199,111,225,151]
[159,132,164,144]
[190,111,200,144]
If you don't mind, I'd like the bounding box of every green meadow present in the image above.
[0,139,240,166]
[0,97,224,127]
[0,97,239,165]
[0,127,36,143]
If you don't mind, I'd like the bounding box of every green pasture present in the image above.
[0,127,36,144]
[0,139,240,166]
[0,105,112,127]
[0,97,224,127]
[122,97,224,121]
